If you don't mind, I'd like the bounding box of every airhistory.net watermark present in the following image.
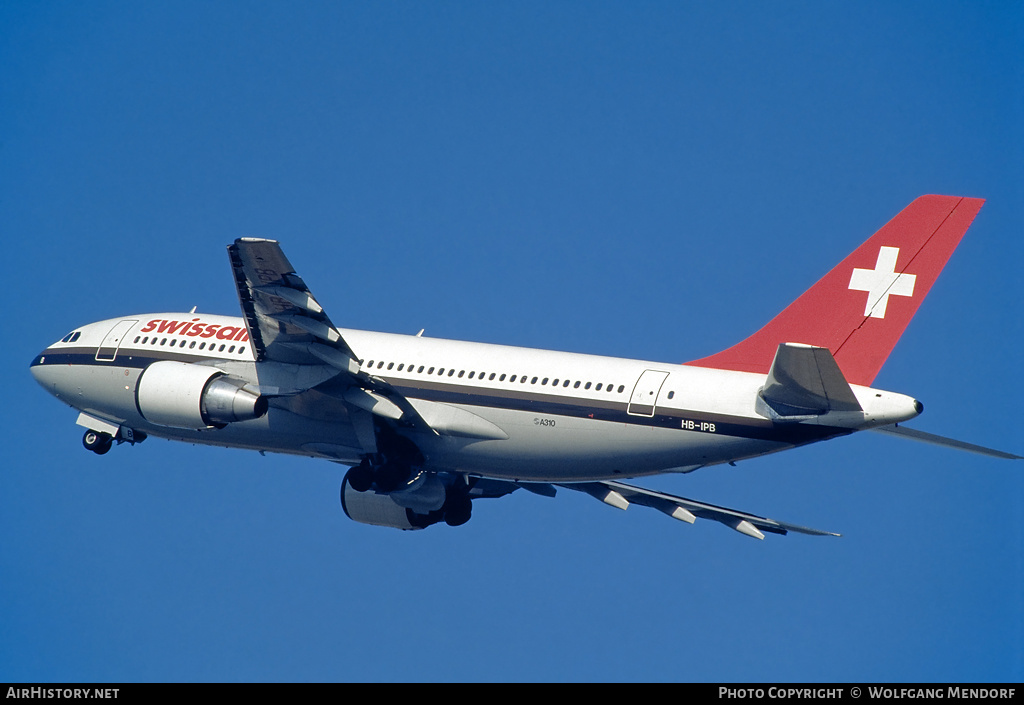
[6,689,118,699]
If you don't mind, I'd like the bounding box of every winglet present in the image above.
[685,196,985,386]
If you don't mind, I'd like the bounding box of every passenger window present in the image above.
[596,383,603,391]
[667,391,675,399]
[617,385,624,393]
[573,381,580,388]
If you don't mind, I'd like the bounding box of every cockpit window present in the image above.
[61,331,81,343]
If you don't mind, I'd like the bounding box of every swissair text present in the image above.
[140,318,249,342]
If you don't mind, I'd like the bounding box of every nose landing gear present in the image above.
[82,430,113,455]
[79,423,145,455]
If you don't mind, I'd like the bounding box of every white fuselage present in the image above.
[30,313,921,481]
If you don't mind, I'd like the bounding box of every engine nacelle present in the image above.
[136,360,267,430]
[340,474,433,530]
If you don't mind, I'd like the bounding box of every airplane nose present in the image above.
[29,352,46,384]
[30,350,61,395]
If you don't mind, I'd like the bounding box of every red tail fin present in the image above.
[685,195,985,386]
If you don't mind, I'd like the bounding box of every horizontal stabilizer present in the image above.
[759,343,861,417]
[872,424,1022,460]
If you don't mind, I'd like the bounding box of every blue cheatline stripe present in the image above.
[31,351,849,444]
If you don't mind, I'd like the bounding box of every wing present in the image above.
[228,238,440,451]
[559,480,840,539]
[228,238,361,370]
[470,478,837,539]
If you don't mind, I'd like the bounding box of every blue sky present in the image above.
[2,1,1021,682]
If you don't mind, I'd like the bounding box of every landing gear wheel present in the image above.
[346,461,374,493]
[373,462,411,493]
[82,430,113,455]
[406,508,444,529]
[443,494,472,527]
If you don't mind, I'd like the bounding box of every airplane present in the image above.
[29,195,1020,539]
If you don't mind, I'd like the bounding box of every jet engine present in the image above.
[136,360,267,430]
[340,470,473,530]
[340,473,432,530]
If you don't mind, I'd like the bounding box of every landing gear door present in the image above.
[95,319,138,361]
[627,370,670,417]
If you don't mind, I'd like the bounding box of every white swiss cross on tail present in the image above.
[685,196,984,387]
[848,246,916,319]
